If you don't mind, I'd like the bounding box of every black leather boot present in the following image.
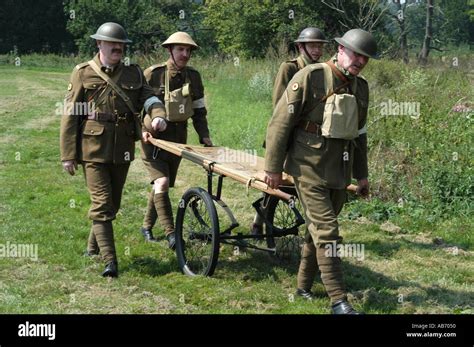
[102,261,118,278]
[296,288,316,300]
[83,249,99,257]
[140,227,158,242]
[331,300,361,314]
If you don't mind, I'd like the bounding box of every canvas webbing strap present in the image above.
[88,59,137,114]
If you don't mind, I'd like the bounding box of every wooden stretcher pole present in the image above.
[150,138,294,201]
[201,160,294,201]
[149,138,358,200]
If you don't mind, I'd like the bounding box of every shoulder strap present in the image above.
[320,62,350,102]
[325,59,358,95]
[325,60,348,83]
[149,63,165,72]
[321,63,333,96]
[299,62,350,122]
[88,59,137,114]
[164,68,170,101]
[164,66,191,100]
[144,63,163,80]
[75,62,89,71]
[183,68,191,84]
[296,56,307,70]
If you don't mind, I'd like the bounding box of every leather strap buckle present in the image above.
[298,120,320,134]
[304,120,310,131]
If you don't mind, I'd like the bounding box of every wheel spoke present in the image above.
[266,194,304,262]
[176,189,219,276]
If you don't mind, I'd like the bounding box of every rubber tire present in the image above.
[175,187,220,276]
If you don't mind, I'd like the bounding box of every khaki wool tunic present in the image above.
[140,60,210,185]
[272,55,310,107]
[60,53,165,164]
[265,59,369,189]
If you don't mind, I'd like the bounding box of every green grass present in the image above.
[0,52,472,314]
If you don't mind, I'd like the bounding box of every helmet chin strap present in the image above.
[302,43,316,63]
[168,46,192,70]
[168,47,179,69]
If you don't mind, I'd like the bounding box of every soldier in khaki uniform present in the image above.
[264,29,378,314]
[251,28,329,246]
[272,27,329,107]
[140,32,212,248]
[60,22,165,277]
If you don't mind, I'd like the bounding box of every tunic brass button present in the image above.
[90,130,94,134]
[130,86,134,89]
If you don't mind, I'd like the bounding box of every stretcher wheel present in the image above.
[175,187,220,276]
[265,190,305,263]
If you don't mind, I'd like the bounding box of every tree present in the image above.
[406,0,471,59]
[390,0,410,63]
[63,0,205,55]
[204,0,347,58]
[0,0,74,54]
[418,0,434,65]
[437,0,472,45]
[321,0,389,32]
[319,0,396,58]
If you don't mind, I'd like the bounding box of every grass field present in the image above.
[0,52,472,314]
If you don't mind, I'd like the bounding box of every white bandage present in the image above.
[144,96,162,113]
[358,124,367,135]
[154,178,169,193]
[154,186,166,194]
[192,97,205,109]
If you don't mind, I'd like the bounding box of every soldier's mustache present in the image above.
[112,49,123,54]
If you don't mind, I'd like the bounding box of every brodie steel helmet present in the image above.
[90,22,132,43]
[161,32,199,50]
[294,27,329,43]
[334,29,379,59]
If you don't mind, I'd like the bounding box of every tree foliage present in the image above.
[0,0,471,57]
[204,0,347,57]
[64,0,206,55]
[0,0,74,54]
